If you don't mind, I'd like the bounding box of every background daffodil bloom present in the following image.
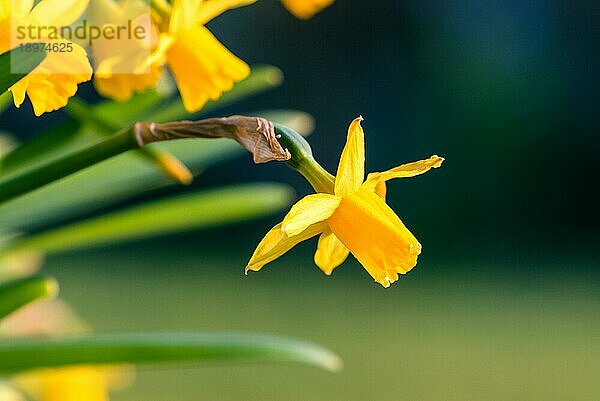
[0,0,93,116]
[160,0,253,112]
[91,0,162,101]
[96,0,254,110]
[281,0,334,20]
[247,117,444,287]
[14,366,112,401]
[1,300,132,401]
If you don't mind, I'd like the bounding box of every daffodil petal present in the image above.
[93,66,163,101]
[169,0,199,32]
[8,0,35,17]
[281,0,334,20]
[166,25,250,112]
[14,366,110,401]
[335,116,365,197]
[30,0,90,27]
[197,0,257,25]
[328,188,422,288]
[314,229,349,275]
[281,194,341,236]
[363,155,445,199]
[246,222,326,273]
[9,41,92,116]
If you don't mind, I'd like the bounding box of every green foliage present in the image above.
[8,183,294,254]
[0,276,58,320]
[0,46,45,94]
[0,332,341,375]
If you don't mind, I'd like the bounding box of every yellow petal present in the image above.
[9,41,92,116]
[93,67,163,101]
[327,188,421,288]
[0,383,25,401]
[166,25,250,112]
[334,116,365,197]
[170,0,200,32]
[362,155,445,199]
[197,0,257,25]
[14,366,109,401]
[314,229,349,275]
[30,0,90,27]
[281,193,341,236]
[3,0,35,17]
[246,222,326,273]
[281,0,334,20]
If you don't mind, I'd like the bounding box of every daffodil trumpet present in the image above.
[248,117,444,288]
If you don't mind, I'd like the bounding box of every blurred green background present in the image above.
[3,0,600,400]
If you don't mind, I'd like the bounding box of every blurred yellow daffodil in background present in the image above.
[14,366,113,401]
[91,0,163,101]
[281,0,334,20]
[0,300,131,401]
[0,0,93,116]
[247,117,444,287]
[95,0,253,113]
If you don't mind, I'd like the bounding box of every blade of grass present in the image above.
[0,332,342,374]
[0,276,58,320]
[5,184,294,255]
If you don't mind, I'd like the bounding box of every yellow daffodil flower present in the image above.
[96,0,253,112]
[1,300,132,401]
[14,367,112,401]
[91,0,163,101]
[247,117,444,287]
[0,0,92,116]
[281,0,334,19]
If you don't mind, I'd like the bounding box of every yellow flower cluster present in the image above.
[0,0,93,116]
[0,0,334,116]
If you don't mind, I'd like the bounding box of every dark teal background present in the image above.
[2,1,599,399]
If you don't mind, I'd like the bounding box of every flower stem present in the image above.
[0,128,138,205]
[150,0,172,16]
[273,123,335,194]
[65,98,193,185]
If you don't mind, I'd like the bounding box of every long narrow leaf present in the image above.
[0,65,283,176]
[8,184,294,254]
[0,332,342,374]
[0,46,45,94]
[0,276,58,320]
[0,110,310,231]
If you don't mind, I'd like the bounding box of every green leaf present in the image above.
[0,276,58,320]
[0,65,283,176]
[7,183,294,254]
[0,119,83,176]
[0,332,342,374]
[0,110,310,231]
[0,46,45,94]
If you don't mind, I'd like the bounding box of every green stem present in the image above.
[66,98,193,185]
[273,123,335,194]
[0,128,137,205]
[0,332,342,374]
